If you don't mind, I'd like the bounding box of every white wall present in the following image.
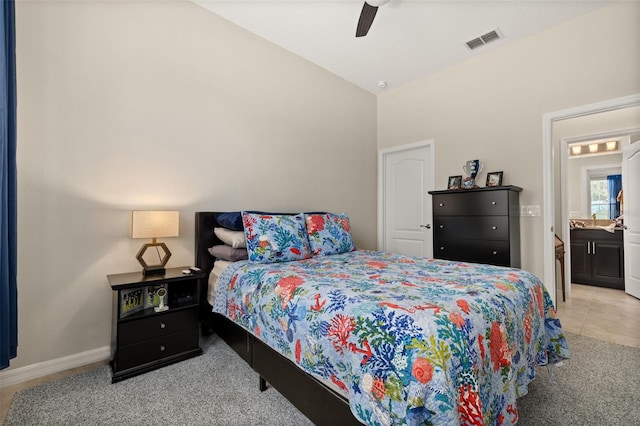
[10,0,377,371]
[377,2,640,281]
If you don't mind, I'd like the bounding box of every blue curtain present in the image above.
[608,174,622,220]
[0,0,17,370]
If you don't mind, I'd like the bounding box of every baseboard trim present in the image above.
[0,346,110,388]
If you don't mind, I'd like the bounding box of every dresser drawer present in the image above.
[116,328,199,371]
[118,308,198,346]
[434,239,511,266]
[434,216,509,241]
[432,191,509,216]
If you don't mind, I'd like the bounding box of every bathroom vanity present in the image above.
[570,227,625,289]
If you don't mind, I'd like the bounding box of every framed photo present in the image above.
[447,175,462,190]
[486,171,503,187]
[120,288,145,318]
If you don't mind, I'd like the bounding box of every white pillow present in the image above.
[214,227,246,249]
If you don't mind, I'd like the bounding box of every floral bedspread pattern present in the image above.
[213,251,569,425]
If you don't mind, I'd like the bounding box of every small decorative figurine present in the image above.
[154,287,169,312]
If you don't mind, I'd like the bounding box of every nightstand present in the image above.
[107,267,205,383]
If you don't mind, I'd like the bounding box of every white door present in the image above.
[623,142,640,299]
[378,141,434,257]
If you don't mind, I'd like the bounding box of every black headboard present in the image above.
[194,212,224,277]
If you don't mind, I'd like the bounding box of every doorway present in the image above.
[377,140,435,257]
[560,129,639,299]
[542,94,640,306]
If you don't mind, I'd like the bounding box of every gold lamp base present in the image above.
[136,239,171,276]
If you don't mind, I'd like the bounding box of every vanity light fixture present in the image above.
[130,210,179,276]
[570,140,620,157]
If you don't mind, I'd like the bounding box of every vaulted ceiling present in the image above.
[193,0,614,93]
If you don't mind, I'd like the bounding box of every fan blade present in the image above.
[356,2,378,38]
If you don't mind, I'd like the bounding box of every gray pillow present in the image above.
[208,244,248,262]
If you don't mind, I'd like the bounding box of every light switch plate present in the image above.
[521,205,541,217]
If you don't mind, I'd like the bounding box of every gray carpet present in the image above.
[4,332,640,425]
[517,333,640,426]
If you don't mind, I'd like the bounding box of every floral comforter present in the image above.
[213,250,569,425]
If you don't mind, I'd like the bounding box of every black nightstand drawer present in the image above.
[117,328,199,371]
[433,216,509,241]
[118,308,198,346]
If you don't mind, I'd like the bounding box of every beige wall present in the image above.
[378,2,640,281]
[11,0,376,370]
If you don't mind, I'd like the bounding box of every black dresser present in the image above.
[428,186,522,267]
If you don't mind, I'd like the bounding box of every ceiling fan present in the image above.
[356,0,390,37]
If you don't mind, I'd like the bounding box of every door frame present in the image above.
[377,140,435,251]
[542,93,640,305]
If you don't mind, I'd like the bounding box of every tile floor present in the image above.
[555,283,640,348]
[1,284,639,424]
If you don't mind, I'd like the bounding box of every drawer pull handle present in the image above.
[439,203,444,207]
[439,224,444,229]
[492,226,497,230]
[439,247,445,251]
[491,201,497,205]
[160,323,166,329]
[160,345,166,352]
[492,251,498,255]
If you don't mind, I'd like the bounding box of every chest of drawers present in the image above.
[428,186,522,267]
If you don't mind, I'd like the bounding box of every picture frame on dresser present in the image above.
[486,171,503,187]
[447,175,462,190]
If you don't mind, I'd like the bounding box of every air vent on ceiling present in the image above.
[465,28,503,50]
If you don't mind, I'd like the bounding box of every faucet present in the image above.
[592,213,597,226]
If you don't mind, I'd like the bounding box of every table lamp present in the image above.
[130,210,179,276]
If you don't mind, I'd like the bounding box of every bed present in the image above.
[195,211,569,425]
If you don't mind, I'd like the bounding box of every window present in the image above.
[588,172,622,219]
[589,176,609,219]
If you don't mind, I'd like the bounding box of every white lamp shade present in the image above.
[130,211,179,239]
